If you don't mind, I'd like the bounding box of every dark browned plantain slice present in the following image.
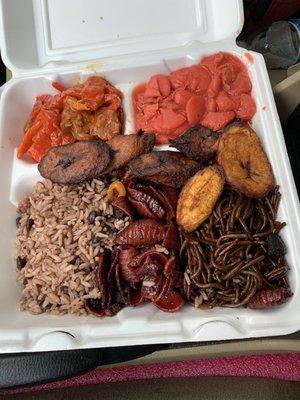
[169,125,219,160]
[38,140,110,184]
[106,130,155,172]
[176,166,224,232]
[217,122,275,198]
[129,151,201,188]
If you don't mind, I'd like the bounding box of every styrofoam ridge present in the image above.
[0,47,299,353]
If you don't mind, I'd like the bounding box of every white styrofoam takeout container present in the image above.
[0,0,299,354]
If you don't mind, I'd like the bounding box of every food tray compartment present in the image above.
[0,38,299,353]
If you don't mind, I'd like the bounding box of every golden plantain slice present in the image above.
[217,122,275,198]
[176,166,224,232]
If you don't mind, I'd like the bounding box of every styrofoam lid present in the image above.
[0,0,243,74]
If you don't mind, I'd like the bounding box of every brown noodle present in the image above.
[180,186,290,308]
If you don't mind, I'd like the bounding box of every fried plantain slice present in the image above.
[38,140,110,184]
[176,166,224,232]
[217,122,275,198]
[169,125,219,161]
[129,151,201,188]
[106,130,156,172]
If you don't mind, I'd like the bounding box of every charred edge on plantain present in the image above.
[240,160,251,179]
[57,157,75,169]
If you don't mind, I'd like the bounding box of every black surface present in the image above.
[0,52,5,85]
[0,345,163,390]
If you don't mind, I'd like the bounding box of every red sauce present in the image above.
[132,52,256,145]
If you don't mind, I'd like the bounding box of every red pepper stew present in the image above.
[132,52,256,145]
[17,77,123,162]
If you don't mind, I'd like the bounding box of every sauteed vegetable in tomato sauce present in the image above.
[17,77,123,162]
[132,52,256,145]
